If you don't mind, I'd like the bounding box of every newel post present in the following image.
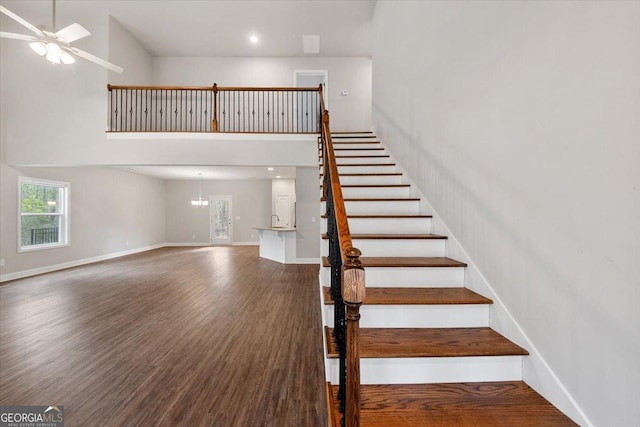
[342,247,365,427]
[212,83,219,132]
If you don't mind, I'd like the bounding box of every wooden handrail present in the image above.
[107,84,213,91]
[107,84,320,92]
[319,85,365,427]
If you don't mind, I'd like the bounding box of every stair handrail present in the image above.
[319,85,365,427]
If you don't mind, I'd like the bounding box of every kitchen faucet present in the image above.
[270,214,280,227]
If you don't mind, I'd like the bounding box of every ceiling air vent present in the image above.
[303,35,320,54]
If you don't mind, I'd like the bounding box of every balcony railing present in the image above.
[107,84,321,134]
[30,227,59,245]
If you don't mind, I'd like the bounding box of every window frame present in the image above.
[17,176,71,252]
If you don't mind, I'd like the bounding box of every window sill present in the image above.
[18,243,70,253]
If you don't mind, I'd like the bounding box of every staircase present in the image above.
[320,132,578,426]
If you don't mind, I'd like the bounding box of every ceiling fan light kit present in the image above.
[30,41,76,65]
[1,0,122,73]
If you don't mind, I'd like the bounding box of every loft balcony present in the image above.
[107,83,322,134]
[105,83,322,167]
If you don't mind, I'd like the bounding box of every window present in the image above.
[18,177,70,251]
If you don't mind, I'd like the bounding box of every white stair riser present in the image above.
[330,149,387,156]
[321,266,465,287]
[321,200,420,216]
[326,356,523,384]
[333,157,392,165]
[324,304,489,328]
[346,200,420,215]
[338,175,404,186]
[321,239,446,257]
[327,143,382,150]
[338,165,398,174]
[349,217,432,234]
[341,186,411,198]
[321,217,433,234]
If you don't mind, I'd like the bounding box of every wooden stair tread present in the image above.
[321,197,419,202]
[340,184,410,188]
[331,132,375,136]
[325,327,529,358]
[335,155,390,158]
[322,287,493,305]
[322,256,467,268]
[331,141,380,144]
[327,382,578,426]
[320,173,403,177]
[333,147,385,151]
[321,233,447,240]
[336,163,396,167]
[321,214,432,219]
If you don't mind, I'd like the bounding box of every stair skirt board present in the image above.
[320,238,446,257]
[321,266,465,287]
[324,304,489,328]
[325,356,524,385]
[321,217,433,234]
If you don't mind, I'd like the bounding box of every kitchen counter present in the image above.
[253,227,297,264]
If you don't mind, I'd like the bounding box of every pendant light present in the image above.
[191,173,209,207]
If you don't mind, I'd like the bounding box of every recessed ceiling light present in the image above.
[276,176,281,178]
[267,167,274,171]
[249,35,259,44]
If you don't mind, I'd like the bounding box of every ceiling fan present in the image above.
[0,0,123,73]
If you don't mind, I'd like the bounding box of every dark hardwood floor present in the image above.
[0,246,327,427]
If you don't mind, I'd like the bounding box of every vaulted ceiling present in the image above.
[1,0,376,57]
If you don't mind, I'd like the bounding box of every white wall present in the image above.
[164,179,271,244]
[372,2,640,426]
[153,57,372,131]
[1,13,109,166]
[0,165,166,280]
[108,16,153,85]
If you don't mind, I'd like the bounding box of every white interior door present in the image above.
[295,70,327,132]
[275,194,290,228]
[210,195,232,245]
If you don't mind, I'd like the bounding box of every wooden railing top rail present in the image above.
[107,84,212,91]
[107,84,321,92]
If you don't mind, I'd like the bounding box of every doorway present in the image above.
[295,70,328,132]
[210,195,232,245]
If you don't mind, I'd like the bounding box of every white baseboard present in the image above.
[231,242,259,246]
[0,244,165,283]
[296,257,320,264]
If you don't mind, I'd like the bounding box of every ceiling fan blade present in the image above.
[68,47,123,74]
[55,23,91,43]
[0,6,46,38]
[0,31,39,42]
